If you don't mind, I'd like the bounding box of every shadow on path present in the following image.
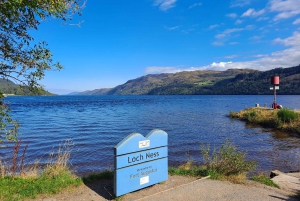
[83,179,115,200]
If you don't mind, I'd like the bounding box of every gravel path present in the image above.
[32,175,299,201]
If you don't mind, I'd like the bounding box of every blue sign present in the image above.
[114,129,168,197]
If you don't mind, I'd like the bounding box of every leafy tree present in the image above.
[0,0,85,144]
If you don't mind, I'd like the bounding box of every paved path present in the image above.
[37,175,299,201]
[133,178,298,201]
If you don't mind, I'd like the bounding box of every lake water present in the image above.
[1,95,300,175]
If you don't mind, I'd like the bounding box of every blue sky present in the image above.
[32,0,300,94]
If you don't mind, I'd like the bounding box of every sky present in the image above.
[31,0,300,94]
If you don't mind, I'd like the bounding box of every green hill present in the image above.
[0,79,54,96]
[105,65,300,95]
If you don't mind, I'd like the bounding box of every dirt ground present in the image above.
[29,175,299,201]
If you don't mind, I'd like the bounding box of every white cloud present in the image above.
[230,0,251,7]
[230,42,240,45]
[215,28,244,39]
[224,55,239,59]
[274,11,300,21]
[212,41,225,46]
[226,13,238,18]
[235,20,243,25]
[273,32,300,46]
[242,8,265,17]
[249,35,264,42]
[208,24,220,30]
[257,17,269,21]
[166,25,180,30]
[293,18,300,25]
[154,0,177,11]
[145,32,300,73]
[254,54,268,58]
[245,25,255,30]
[189,3,202,9]
[145,66,181,74]
[269,0,300,21]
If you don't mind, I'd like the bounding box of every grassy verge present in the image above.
[0,141,82,201]
[251,174,280,188]
[229,108,300,134]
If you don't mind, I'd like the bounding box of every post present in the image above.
[271,76,279,109]
[274,84,276,109]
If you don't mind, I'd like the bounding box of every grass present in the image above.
[0,140,82,201]
[169,140,256,183]
[229,107,300,134]
[251,174,280,188]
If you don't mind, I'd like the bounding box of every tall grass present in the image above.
[229,108,300,134]
[277,108,299,123]
[200,140,256,177]
[0,140,82,201]
[169,140,256,183]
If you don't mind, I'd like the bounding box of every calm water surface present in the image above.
[1,95,300,175]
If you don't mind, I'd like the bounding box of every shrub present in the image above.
[277,108,299,123]
[200,140,256,176]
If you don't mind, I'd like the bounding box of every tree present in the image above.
[0,0,85,144]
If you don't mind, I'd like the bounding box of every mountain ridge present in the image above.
[73,65,300,95]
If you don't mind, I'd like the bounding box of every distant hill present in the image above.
[69,88,111,95]
[73,65,300,95]
[0,79,54,96]
[107,68,258,95]
[80,88,111,95]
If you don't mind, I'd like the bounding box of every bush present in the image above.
[200,140,256,176]
[277,108,299,123]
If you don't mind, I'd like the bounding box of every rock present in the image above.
[270,170,284,178]
[270,170,300,193]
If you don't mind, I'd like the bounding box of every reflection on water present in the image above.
[0,95,300,175]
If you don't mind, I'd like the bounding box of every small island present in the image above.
[229,107,300,135]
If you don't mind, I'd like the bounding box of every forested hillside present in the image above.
[107,65,300,95]
[0,79,54,96]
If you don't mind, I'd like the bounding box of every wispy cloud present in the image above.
[230,42,240,45]
[181,29,195,34]
[215,28,244,39]
[257,17,269,21]
[224,54,239,59]
[154,0,177,11]
[208,24,220,30]
[230,0,251,7]
[273,31,300,46]
[145,33,300,73]
[212,41,225,46]
[235,20,243,25]
[249,35,264,42]
[226,13,238,18]
[242,8,265,17]
[269,0,300,21]
[189,3,202,9]
[165,25,181,30]
[293,18,300,25]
